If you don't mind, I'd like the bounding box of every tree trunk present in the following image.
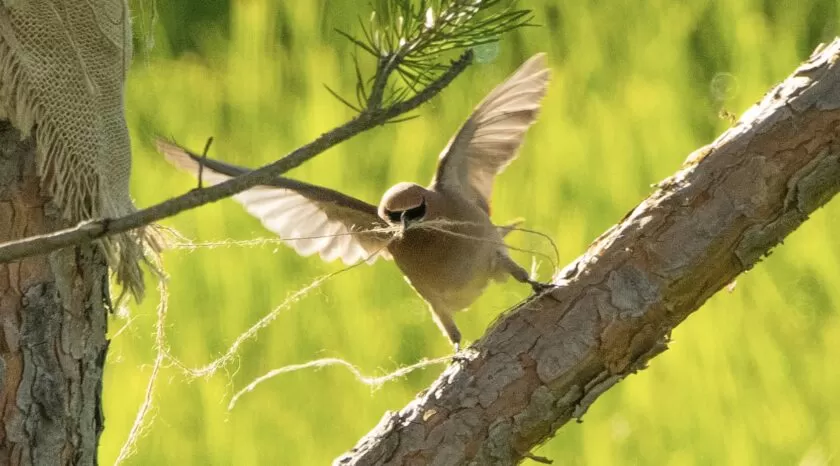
[337,40,840,465]
[0,121,108,465]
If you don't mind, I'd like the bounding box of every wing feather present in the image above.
[432,53,550,211]
[157,139,392,264]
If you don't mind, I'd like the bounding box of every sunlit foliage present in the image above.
[107,0,840,464]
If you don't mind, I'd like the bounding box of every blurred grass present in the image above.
[105,0,840,464]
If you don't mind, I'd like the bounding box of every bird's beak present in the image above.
[400,211,410,232]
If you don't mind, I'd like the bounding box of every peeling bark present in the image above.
[0,121,108,466]
[337,40,840,465]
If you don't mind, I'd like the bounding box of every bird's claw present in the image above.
[452,352,470,364]
[528,280,554,295]
[528,280,562,303]
[451,345,478,364]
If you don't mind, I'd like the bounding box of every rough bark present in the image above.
[0,121,109,465]
[337,40,840,465]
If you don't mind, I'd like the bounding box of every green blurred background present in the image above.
[106,0,840,464]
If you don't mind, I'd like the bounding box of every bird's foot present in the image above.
[528,279,560,302]
[528,279,554,294]
[451,345,479,364]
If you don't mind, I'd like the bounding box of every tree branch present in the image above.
[0,51,473,264]
[335,39,840,465]
[0,121,109,465]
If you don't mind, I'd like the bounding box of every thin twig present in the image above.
[0,51,474,264]
[331,0,531,111]
[197,136,213,189]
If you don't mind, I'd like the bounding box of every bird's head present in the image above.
[379,183,429,229]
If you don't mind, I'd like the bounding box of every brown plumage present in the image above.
[157,53,551,350]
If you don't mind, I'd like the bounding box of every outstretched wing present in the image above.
[157,139,392,264]
[432,53,550,212]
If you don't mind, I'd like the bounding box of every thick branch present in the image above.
[0,121,108,465]
[0,51,473,264]
[336,40,840,465]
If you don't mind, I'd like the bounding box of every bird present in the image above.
[156,53,551,351]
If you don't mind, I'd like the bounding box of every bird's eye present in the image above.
[404,202,426,221]
[386,210,402,223]
[384,201,426,224]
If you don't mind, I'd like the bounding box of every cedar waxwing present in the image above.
[157,53,551,350]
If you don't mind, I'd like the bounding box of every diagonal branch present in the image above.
[0,51,473,264]
[335,40,840,465]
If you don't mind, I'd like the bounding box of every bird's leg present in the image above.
[427,307,480,363]
[429,305,462,352]
[528,280,555,294]
[497,251,555,295]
